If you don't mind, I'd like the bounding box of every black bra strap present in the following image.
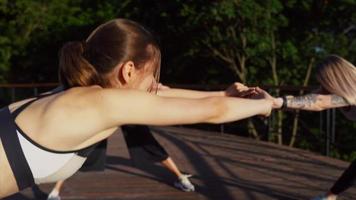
[0,107,35,190]
[8,86,98,156]
[11,99,38,118]
[11,88,64,119]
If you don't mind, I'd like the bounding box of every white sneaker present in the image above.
[47,190,61,200]
[174,174,195,192]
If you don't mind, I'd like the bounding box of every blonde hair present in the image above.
[316,55,356,105]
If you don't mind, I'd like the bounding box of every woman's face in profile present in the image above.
[136,72,157,92]
[129,62,158,93]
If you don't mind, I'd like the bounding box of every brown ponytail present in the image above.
[59,41,104,89]
[59,19,161,89]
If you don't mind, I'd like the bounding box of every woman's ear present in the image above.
[120,61,136,84]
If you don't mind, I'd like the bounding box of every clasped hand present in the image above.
[224,82,283,109]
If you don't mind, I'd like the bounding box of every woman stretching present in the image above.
[255,55,356,200]
[0,18,273,199]
[46,81,256,200]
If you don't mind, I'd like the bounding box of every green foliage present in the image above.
[0,0,122,82]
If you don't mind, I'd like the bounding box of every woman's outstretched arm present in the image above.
[92,88,272,129]
[156,82,256,99]
[247,87,351,111]
[276,94,351,111]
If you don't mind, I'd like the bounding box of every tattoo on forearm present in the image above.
[286,94,351,110]
[287,94,318,109]
[330,95,350,107]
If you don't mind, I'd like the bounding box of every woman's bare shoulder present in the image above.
[50,86,104,105]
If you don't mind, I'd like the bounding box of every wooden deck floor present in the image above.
[5,126,356,200]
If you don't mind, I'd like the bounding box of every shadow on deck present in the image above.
[5,126,356,200]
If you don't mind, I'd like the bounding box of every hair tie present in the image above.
[281,96,288,109]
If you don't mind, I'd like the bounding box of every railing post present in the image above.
[33,87,38,96]
[331,108,336,144]
[324,109,337,157]
[326,109,331,156]
[11,88,15,102]
[267,88,274,141]
[220,124,224,134]
[320,111,323,141]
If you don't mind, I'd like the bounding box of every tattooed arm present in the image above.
[281,94,351,111]
[247,87,352,111]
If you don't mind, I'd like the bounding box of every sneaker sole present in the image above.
[174,182,195,192]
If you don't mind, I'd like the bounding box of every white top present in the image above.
[17,130,87,184]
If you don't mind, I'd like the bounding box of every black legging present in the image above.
[330,160,356,194]
[81,125,169,166]
[121,125,169,163]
